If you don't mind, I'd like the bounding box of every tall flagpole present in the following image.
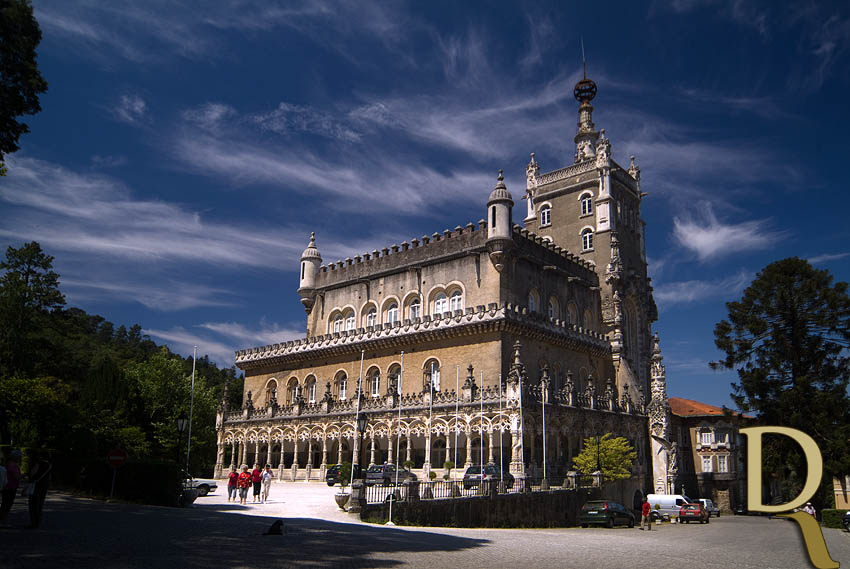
[185,345,197,475]
[454,364,459,480]
[428,361,433,478]
[499,373,503,486]
[542,374,547,482]
[387,351,404,526]
[479,370,484,487]
[350,349,365,488]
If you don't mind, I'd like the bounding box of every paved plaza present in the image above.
[2,482,849,568]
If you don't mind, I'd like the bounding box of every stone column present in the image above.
[214,440,225,478]
[464,431,473,468]
[529,432,536,471]
[337,438,344,465]
[423,431,432,476]
[445,434,452,468]
[321,435,328,467]
[406,437,412,463]
[369,435,376,466]
[292,441,300,468]
[510,427,523,476]
[229,442,236,468]
[353,433,361,466]
[239,440,247,467]
[487,430,494,464]
[265,442,272,467]
[388,433,395,464]
[307,439,313,467]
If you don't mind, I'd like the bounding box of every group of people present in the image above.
[0,449,51,528]
[227,464,274,505]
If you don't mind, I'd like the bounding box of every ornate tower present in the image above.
[486,170,514,272]
[522,74,657,401]
[297,232,322,313]
[648,333,677,494]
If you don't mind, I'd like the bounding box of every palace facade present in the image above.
[214,74,682,500]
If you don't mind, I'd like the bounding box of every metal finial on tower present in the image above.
[497,169,504,182]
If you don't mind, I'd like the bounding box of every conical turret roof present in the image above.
[488,170,513,204]
[301,232,322,261]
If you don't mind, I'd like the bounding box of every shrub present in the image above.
[429,471,437,480]
[338,462,352,489]
[822,509,844,529]
[402,460,415,470]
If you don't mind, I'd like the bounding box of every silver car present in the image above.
[184,477,218,496]
[699,498,720,517]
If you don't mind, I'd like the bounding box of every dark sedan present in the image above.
[462,464,514,490]
[580,500,635,528]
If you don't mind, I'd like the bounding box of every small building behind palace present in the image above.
[668,397,747,512]
[213,73,708,506]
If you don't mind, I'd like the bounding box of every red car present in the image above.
[679,502,710,524]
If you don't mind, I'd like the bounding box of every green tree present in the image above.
[0,241,65,375]
[711,258,850,509]
[0,0,48,175]
[572,433,636,484]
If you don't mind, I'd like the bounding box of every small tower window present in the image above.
[449,290,463,312]
[333,314,343,333]
[409,298,421,320]
[345,312,355,331]
[491,206,496,228]
[370,372,380,397]
[539,205,551,227]
[338,374,347,400]
[301,263,305,280]
[580,194,593,216]
[581,228,593,251]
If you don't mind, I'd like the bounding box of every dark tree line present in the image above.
[0,242,243,479]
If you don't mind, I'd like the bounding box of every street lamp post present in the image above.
[595,433,602,488]
[177,411,189,469]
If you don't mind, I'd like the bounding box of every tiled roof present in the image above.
[670,397,737,417]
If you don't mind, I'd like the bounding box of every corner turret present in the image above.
[486,170,514,272]
[298,232,322,313]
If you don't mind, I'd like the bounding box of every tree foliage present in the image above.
[572,433,636,483]
[0,241,240,479]
[0,0,48,175]
[712,257,850,506]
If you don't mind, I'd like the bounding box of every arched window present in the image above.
[528,289,539,313]
[580,193,593,216]
[365,307,377,328]
[548,297,559,320]
[305,376,317,403]
[287,378,299,405]
[345,311,355,331]
[368,369,380,397]
[539,204,551,227]
[388,363,402,394]
[424,359,440,391]
[581,228,593,251]
[434,292,448,315]
[449,290,463,312]
[386,303,399,324]
[333,314,343,333]
[567,302,578,325]
[264,379,278,406]
[336,372,348,400]
[409,298,421,320]
[583,308,594,331]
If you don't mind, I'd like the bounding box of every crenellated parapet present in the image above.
[235,301,612,371]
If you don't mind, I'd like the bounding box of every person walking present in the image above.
[0,449,22,525]
[26,452,51,528]
[237,466,251,505]
[641,498,652,531]
[803,502,816,517]
[261,464,274,503]
[251,464,262,503]
[226,467,238,502]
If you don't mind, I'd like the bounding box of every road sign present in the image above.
[107,448,128,469]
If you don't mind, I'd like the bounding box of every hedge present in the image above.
[821,509,846,529]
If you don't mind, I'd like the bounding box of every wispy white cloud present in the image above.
[146,320,305,367]
[807,252,850,265]
[90,154,128,169]
[654,270,752,306]
[672,203,786,261]
[112,94,148,124]
[251,103,361,142]
[61,278,235,311]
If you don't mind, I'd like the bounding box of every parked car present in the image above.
[699,498,720,517]
[580,500,635,528]
[679,502,710,523]
[646,493,693,520]
[462,464,514,490]
[184,477,217,496]
[325,464,363,486]
[364,464,417,486]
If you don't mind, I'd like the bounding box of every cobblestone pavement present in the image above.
[2,483,849,569]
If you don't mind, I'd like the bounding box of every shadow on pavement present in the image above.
[2,493,489,568]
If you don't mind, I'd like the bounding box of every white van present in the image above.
[646,493,694,519]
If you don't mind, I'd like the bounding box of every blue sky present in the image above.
[2,1,849,409]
